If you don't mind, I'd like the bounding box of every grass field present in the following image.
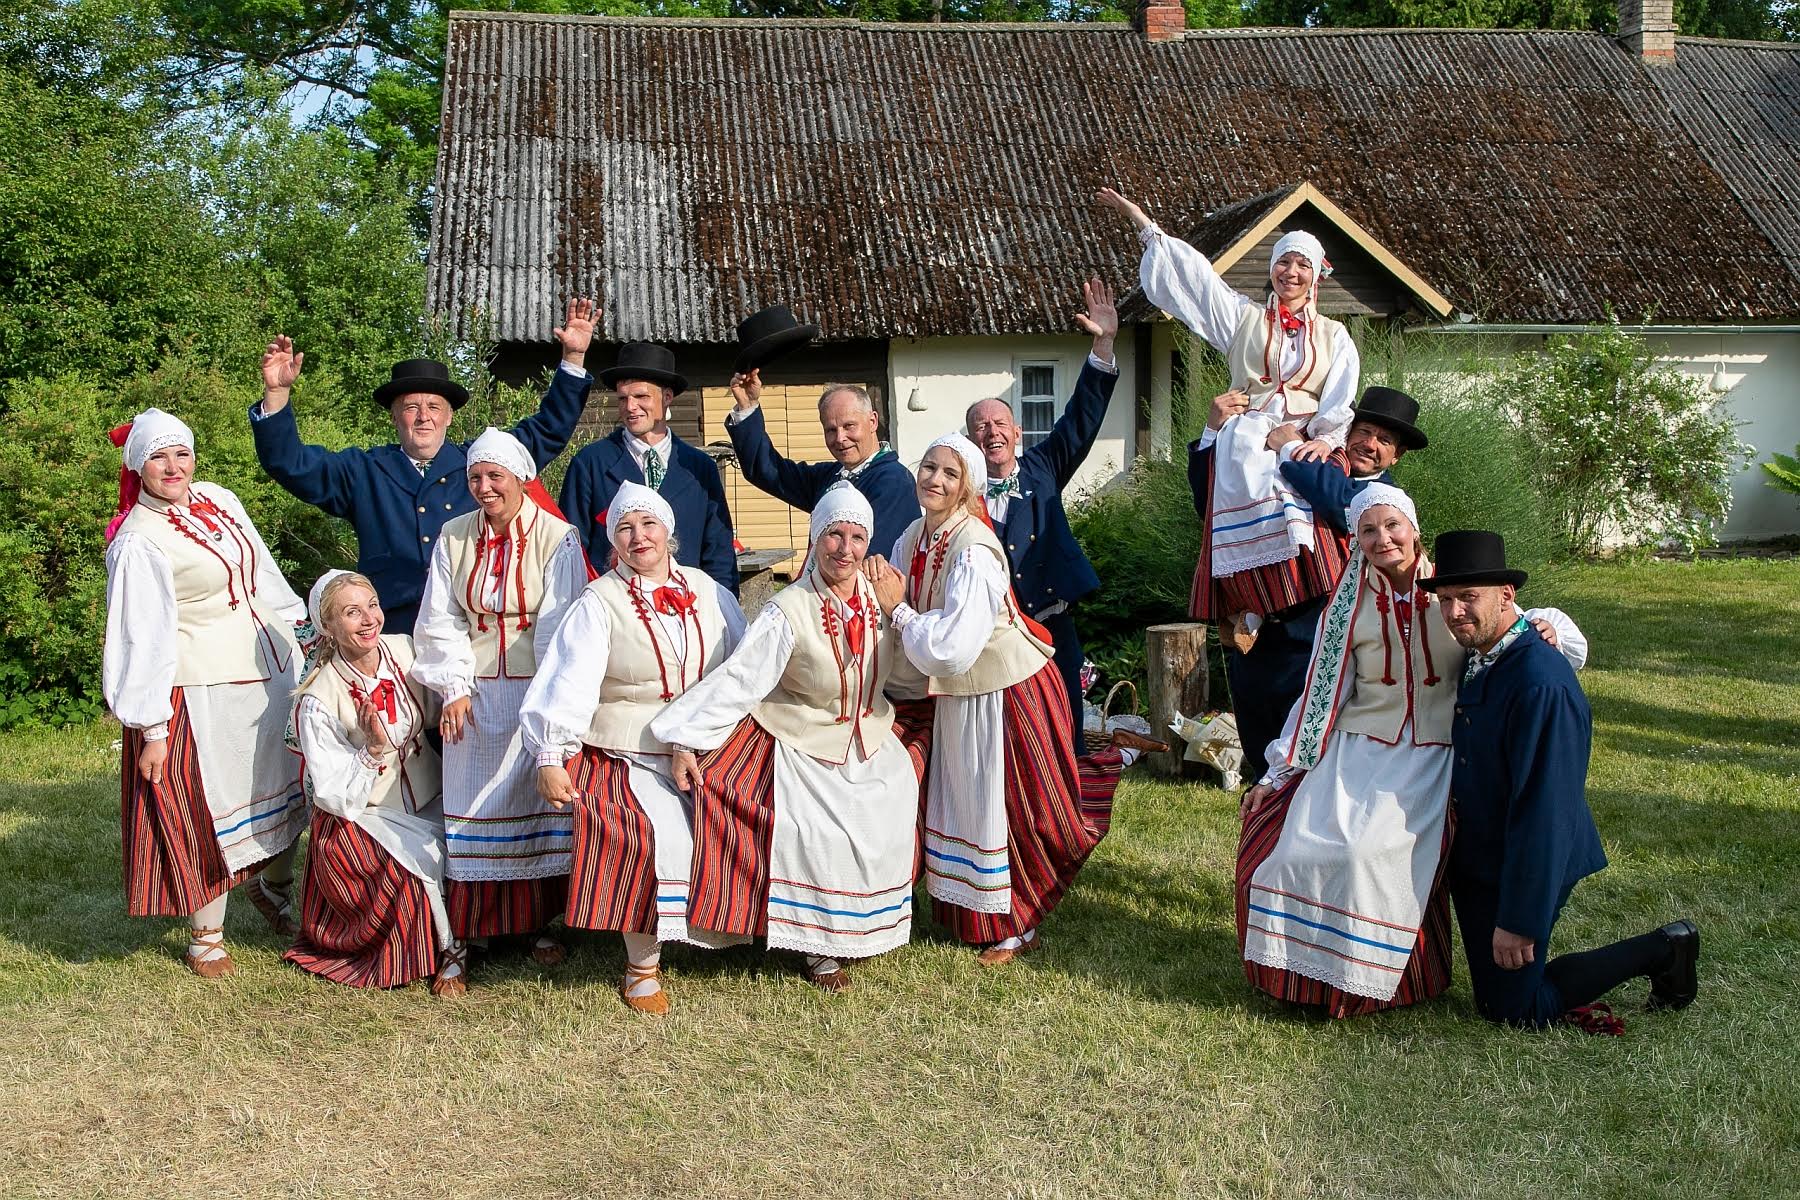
[1,559,1796,1199]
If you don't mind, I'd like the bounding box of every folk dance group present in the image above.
[99,191,1701,1030]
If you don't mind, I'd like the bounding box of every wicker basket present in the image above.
[1085,680,1139,753]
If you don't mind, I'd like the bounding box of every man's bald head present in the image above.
[966,398,1020,477]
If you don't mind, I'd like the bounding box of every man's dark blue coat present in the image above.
[1449,630,1608,946]
[249,366,592,631]
[725,409,920,559]
[559,429,739,596]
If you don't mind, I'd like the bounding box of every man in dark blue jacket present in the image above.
[1424,531,1699,1029]
[724,373,919,559]
[559,342,738,595]
[966,278,1122,741]
[252,299,599,633]
[1270,386,1426,533]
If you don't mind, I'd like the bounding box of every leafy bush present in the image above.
[1761,443,1800,499]
[1472,323,1749,555]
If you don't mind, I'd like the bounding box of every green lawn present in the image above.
[1,559,1795,1199]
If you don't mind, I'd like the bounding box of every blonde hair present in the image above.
[297,572,380,691]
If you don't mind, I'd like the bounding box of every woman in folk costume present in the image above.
[866,434,1135,965]
[649,482,922,994]
[1098,187,1358,784]
[519,482,747,1015]
[285,570,466,996]
[411,427,587,966]
[1236,484,1586,1016]
[102,408,309,977]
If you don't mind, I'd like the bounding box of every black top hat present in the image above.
[733,305,819,374]
[1418,530,1527,591]
[373,358,470,410]
[599,342,689,394]
[1351,386,1428,450]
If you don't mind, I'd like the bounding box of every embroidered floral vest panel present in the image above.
[887,515,1054,700]
[583,570,729,754]
[1225,303,1341,420]
[295,635,441,812]
[117,489,291,687]
[440,502,571,680]
[1330,572,1461,748]
[754,575,896,765]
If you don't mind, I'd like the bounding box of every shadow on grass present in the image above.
[0,766,305,965]
[1564,590,1800,688]
[1593,693,1800,779]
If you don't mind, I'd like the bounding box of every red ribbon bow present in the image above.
[187,494,224,536]
[355,679,398,723]
[843,593,866,656]
[653,584,695,617]
[1277,303,1305,336]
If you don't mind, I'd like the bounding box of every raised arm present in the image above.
[724,369,837,508]
[512,297,599,469]
[249,335,363,517]
[1026,279,1121,490]
[1098,187,1253,352]
[557,454,605,564]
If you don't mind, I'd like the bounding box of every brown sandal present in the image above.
[246,873,299,939]
[976,930,1040,967]
[804,955,852,993]
[432,941,469,998]
[620,962,670,1015]
[529,935,567,967]
[184,925,236,979]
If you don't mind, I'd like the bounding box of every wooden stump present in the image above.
[1146,622,1209,777]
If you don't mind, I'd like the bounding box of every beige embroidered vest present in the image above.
[1330,565,1461,748]
[295,635,442,813]
[755,573,896,765]
[115,485,294,687]
[583,568,731,754]
[440,499,573,680]
[1225,301,1342,420]
[887,514,1053,700]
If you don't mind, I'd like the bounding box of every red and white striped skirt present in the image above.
[119,689,266,917]
[446,876,568,940]
[931,663,1118,945]
[1235,777,1455,1017]
[562,746,659,934]
[284,810,439,988]
[687,718,779,938]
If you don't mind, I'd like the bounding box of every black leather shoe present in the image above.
[1647,919,1699,1011]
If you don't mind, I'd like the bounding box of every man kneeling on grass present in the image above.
[1424,531,1700,1033]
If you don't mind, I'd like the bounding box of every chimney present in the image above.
[1618,0,1677,63]
[1135,0,1186,44]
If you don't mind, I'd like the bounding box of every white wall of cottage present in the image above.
[886,334,1144,502]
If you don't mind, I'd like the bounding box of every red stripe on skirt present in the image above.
[446,875,568,940]
[686,717,778,937]
[1187,444,1348,621]
[932,662,1115,945]
[1234,775,1455,1017]
[563,745,659,933]
[284,810,438,988]
[119,688,266,917]
[890,698,936,881]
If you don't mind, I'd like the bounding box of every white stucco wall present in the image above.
[887,334,1143,501]
[1647,331,1800,542]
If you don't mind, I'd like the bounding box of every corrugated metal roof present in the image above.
[429,15,1800,343]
